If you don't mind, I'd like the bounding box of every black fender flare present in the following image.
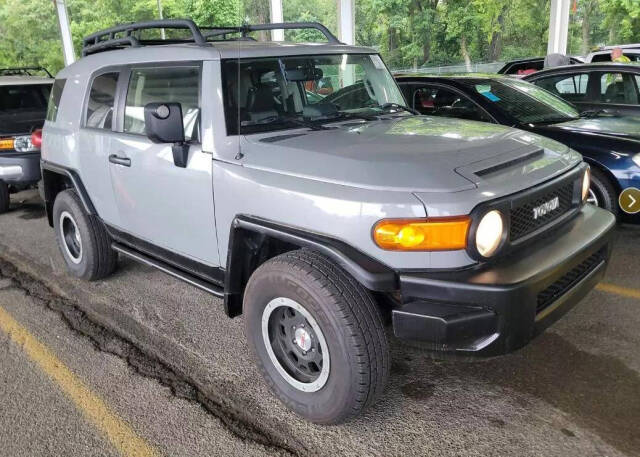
[41,160,97,226]
[223,215,398,317]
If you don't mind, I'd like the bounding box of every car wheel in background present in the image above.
[243,249,390,424]
[588,167,619,218]
[0,181,9,214]
[52,189,118,280]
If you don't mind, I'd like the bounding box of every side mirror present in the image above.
[144,102,189,168]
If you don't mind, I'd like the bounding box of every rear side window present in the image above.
[124,66,200,141]
[0,83,50,113]
[599,73,639,105]
[534,74,588,102]
[46,79,65,121]
[86,73,119,130]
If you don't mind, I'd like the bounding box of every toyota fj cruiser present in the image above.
[0,67,52,213]
[41,20,615,424]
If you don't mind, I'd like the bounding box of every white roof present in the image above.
[0,75,53,86]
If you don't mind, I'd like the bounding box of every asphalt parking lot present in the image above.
[0,189,639,457]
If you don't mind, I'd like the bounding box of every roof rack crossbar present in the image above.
[241,22,341,43]
[83,36,142,56]
[82,19,207,56]
[0,67,52,78]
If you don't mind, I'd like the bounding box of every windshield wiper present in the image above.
[334,112,379,122]
[533,116,580,125]
[279,115,332,131]
[579,109,607,118]
[378,102,420,115]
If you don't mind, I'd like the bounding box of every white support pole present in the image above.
[270,0,284,41]
[157,0,165,40]
[547,0,570,55]
[337,0,355,45]
[53,0,75,66]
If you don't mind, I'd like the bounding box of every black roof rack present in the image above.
[82,19,342,55]
[0,66,52,78]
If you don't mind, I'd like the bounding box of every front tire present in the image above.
[243,249,390,424]
[0,181,9,214]
[53,189,117,280]
[588,167,619,218]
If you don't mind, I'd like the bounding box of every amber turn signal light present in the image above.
[0,138,14,150]
[373,217,470,251]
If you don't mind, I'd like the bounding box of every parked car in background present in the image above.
[584,45,640,63]
[0,67,52,213]
[497,56,583,76]
[396,74,640,219]
[41,20,615,424]
[523,63,640,116]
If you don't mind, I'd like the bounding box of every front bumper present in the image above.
[392,204,616,356]
[0,152,41,185]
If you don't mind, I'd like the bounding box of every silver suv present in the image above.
[41,20,615,424]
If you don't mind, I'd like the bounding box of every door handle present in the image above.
[108,154,131,167]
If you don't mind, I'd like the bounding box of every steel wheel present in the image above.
[261,297,330,393]
[587,187,599,206]
[59,210,82,264]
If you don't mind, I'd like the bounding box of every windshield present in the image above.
[222,53,405,134]
[462,78,580,124]
[0,83,50,114]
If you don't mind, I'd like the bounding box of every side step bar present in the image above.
[111,242,224,298]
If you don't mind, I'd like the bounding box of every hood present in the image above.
[241,116,581,192]
[0,109,46,136]
[548,116,640,141]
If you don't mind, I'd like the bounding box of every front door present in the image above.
[108,64,219,268]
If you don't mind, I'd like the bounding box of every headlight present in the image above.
[475,210,504,258]
[13,135,38,153]
[373,217,470,251]
[633,153,640,168]
[582,167,591,202]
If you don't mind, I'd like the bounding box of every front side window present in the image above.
[409,85,491,122]
[599,73,639,105]
[463,78,580,124]
[222,53,405,135]
[124,66,200,141]
[86,73,118,129]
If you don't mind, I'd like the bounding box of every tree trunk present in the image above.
[422,38,431,65]
[461,35,472,72]
[487,10,505,62]
[581,10,590,54]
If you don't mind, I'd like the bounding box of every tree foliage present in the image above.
[2,0,640,75]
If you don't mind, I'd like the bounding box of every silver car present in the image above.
[40,20,615,424]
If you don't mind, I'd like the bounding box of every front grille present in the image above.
[536,247,606,314]
[510,181,575,242]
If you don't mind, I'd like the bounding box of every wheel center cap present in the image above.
[294,327,312,351]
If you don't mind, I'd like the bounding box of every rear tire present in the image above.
[243,249,390,424]
[0,181,9,214]
[53,189,117,280]
[589,167,619,218]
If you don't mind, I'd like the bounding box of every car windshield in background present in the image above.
[462,78,580,124]
[222,53,405,134]
[0,84,50,113]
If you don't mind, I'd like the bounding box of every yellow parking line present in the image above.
[596,282,640,300]
[0,306,159,457]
